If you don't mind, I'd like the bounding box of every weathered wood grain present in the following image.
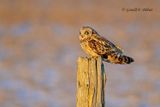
[76,57,106,107]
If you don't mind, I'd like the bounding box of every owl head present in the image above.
[79,26,97,40]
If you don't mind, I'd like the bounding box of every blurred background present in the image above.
[0,0,160,107]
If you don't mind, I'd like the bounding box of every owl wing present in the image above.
[88,35,123,56]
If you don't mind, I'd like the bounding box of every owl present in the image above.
[79,26,134,64]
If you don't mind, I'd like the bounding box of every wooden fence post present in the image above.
[76,57,106,107]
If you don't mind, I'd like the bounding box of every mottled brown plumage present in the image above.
[79,26,134,64]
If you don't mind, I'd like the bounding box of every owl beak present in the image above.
[80,35,84,38]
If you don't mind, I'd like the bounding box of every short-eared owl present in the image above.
[79,26,134,64]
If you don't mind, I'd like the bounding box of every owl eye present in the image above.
[84,31,89,35]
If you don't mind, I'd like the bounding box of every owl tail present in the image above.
[103,54,134,64]
[119,55,134,64]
